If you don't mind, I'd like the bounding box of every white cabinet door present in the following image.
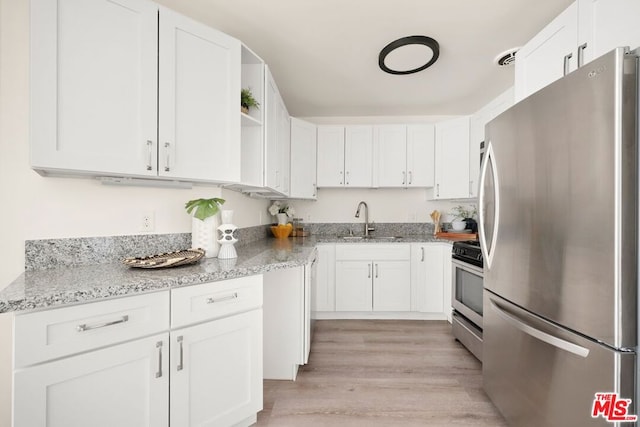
[514,2,578,102]
[335,261,373,311]
[375,125,407,187]
[264,68,280,191]
[278,95,291,196]
[433,117,471,199]
[317,126,345,187]
[264,67,290,194]
[578,0,640,65]
[14,333,169,427]
[406,124,435,188]
[170,309,262,427]
[158,9,241,182]
[372,261,411,311]
[344,126,373,187]
[314,244,336,312]
[30,0,158,176]
[290,118,318,199]
[410,244,444,313]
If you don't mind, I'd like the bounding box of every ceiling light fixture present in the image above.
[378,35,440,75]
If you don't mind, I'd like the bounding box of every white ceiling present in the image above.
[157,0,574,117]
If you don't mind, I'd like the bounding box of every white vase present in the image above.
[276,213,288,225]
[217,210,238,259]
[191,214,220,258]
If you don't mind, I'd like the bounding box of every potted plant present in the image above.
[241,88,260,114]
[185,198,225,257]
[450,205,477,231]
[268,201,295,225]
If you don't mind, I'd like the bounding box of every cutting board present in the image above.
[435,232,478,241]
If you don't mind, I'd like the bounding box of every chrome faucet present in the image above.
[355,201,375,237]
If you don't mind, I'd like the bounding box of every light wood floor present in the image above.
[257,319,507,426]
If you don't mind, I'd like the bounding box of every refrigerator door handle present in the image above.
[478,143,500,269]
[489,299,590,358]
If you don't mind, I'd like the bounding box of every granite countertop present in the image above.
[0,234,455,315]
[0,237,318,314]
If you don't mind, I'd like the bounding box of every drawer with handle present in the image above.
[171,275,263,328]
[14,291,170,368]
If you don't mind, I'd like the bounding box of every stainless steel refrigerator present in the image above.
[479,47,638,427]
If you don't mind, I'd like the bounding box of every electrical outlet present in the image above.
[140,211,155,232]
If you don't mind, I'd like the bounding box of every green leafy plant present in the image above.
[185,198,225,221]
[451,204,477,220]
[241,88,260,110]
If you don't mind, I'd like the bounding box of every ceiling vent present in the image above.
[494,48,519,67]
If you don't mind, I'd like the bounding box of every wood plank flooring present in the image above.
[257,319,507,426]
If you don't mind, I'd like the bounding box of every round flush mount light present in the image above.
[379,35,440,75]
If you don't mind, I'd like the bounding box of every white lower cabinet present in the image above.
[313,244,336,312]
[170,310,262,427]
[14,333,169,427]
[7,276,263,427]
[335,244,411,312]
[410,244,445,313]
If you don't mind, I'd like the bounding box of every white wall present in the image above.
[0,0,269,289]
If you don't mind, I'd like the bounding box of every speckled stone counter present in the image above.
[2,232,459,314]
[1,237,317,314]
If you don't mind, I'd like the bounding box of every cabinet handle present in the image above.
[346,171,350,185]
[436,183,440,197]
[206,293,238,304]
[402,171,406,185]
[339,171,343,185]
[421,247,425,262]
[577,43,588,67]
[164,142,171,172]
[375,263,379,278]
[76,315,129,332]
[155,341,163,378]
[408,171,413,185]
[146,140,153,171]
[177,336,184,371]
[368,263,371,279]
[313,183,317,197]
[563,53,573,76]
[469,180,473,195]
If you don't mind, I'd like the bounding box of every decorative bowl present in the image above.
[451,220,466,231]
[271,224,293,239]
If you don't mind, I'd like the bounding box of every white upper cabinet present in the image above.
[578,0,640,64]
[344,126,373,187]
[375,125,407,187]
[31,0,241,183]
[516,0,640,102]
[406,125,435,187]
[264,66,290,195]
[432,117,471,200]
[317,126,345,187]
[30,0,159,177]
[514,2,579,102]
[316,125,373,188]
[158,8,241,182]
[374,125,435,188]
[290,118,317,199]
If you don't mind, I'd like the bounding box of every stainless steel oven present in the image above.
[451,240,483,361]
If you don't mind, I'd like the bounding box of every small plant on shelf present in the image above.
[450,204,477,221]
[241,88,260,113]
